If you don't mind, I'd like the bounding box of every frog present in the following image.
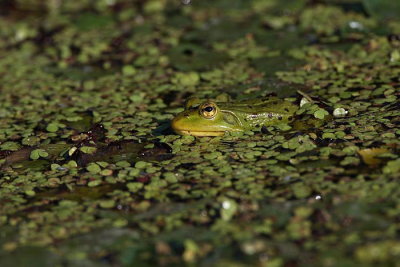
[171,95,299,136]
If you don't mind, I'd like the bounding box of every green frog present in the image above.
[171,96,299,136]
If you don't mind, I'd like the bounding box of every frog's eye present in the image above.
[200,102,217,119]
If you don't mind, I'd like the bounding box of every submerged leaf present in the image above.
[358,148,389,166]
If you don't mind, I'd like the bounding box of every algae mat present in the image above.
[0,0,400,266]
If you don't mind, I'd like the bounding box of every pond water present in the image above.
[0,0,399,265]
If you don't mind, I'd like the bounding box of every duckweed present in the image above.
[0,0,399,266]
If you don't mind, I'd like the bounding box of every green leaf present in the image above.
[172,72,200,87]
[129,93,144,103]
[51,164,61,171]
[46,123,59,132]
[276,123,292,131]
[0,141,21,151]
[99,200,115,209]
[25,189,36,196]
[88,180,102,187]
[314,109,329,120]
[383,159,400,174]
[127,182,143,192]
[322,132,336,139]
[30,149,48,160]
[163,172,178,183]
[116,161,131,167]
[293,184,311,198]
[86,163,101,174]
[122,65,137,76]
[65,160,78,168]
[79,146,97,154]
[135,161,147,169]
[38,150,48,157]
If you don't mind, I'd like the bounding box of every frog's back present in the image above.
[218,96,298,129]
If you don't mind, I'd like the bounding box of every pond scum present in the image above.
[0,0,399,266]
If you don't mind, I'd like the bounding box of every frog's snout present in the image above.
[171,113,186,133]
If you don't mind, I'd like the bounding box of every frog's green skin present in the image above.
[171,96,298,136]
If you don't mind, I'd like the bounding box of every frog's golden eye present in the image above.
[200,102,217,119]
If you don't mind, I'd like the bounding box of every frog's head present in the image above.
[171,98,242,136]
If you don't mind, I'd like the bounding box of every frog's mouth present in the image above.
[173,129,225,136]
[171,113,243,136]
[171,116,226,136]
